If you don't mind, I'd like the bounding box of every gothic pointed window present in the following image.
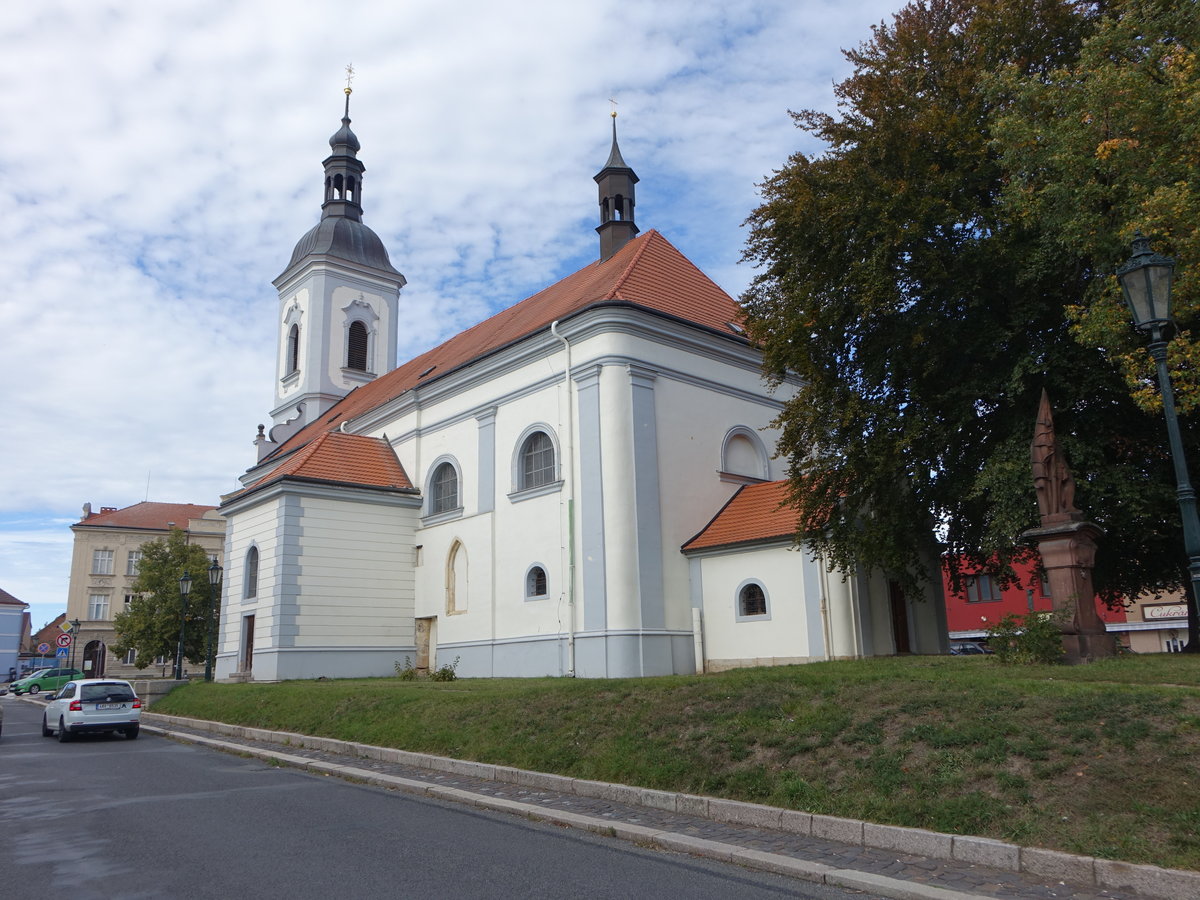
[286,324,300,375]
[347,320,369,371]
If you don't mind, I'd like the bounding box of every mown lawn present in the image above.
[153,654,1200,871]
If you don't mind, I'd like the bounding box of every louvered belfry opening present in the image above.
[347,320,369,370]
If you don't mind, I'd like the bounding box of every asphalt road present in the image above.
[0,696,875,899]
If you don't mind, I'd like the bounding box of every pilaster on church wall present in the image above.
[597,362,641,631]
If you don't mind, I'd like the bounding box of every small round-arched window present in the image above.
[737,581,768,619]
[525,565,548,599]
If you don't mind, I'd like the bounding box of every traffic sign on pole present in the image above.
[56,633,72,648]
[37,642,51,654]
[60,620,74,632]
[56,647,69,659]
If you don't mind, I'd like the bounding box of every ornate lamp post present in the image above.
[205,558,223,682]
[1117,234,1200,644]
[174,571,193,681]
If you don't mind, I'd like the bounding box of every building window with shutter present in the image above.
[347,320,369,371]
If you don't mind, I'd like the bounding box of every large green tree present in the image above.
[992,0,1200,645]
[742,0,1198,646]
[112,528,220,671]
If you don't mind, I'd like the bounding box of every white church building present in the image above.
[214,96,948,682]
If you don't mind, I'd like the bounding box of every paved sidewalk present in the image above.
[141,712,1171,900]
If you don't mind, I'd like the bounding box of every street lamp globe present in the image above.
[1117,232,1176,334]
[179,571,193,598]
[208,558,223,588]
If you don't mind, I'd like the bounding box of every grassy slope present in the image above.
[154,655,1200,870]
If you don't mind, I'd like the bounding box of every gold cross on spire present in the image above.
[609,96,618,118]
[345,63,355,94]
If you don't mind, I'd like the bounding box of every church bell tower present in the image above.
[265,80,405,452]
[594,112,639,261]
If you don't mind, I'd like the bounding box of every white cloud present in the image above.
[0,0,903,615]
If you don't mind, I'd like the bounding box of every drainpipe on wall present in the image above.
[550,321,577,677]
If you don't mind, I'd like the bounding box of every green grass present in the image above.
[152,654,1200,870]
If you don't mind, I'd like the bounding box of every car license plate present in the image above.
[95,703,123,710]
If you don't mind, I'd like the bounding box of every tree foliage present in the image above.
[111,528,220,671]
[994,0,1200,414]
[742,0,1197,641]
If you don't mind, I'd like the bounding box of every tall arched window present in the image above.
[244,546,259,599]
[286,324,300,375]
[347,320,369,371]
[431,462,459,514]
[519,430,556,489]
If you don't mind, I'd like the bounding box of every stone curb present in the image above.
[141,721,982,900]
[143,713,1200,900]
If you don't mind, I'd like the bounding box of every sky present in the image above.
[0,0,904,631]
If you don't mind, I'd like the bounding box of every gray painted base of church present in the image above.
[216,631,697,682]
[441,631,696,679]
[216,647,416,683]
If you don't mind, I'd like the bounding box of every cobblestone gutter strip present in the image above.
[144,713,1197,900]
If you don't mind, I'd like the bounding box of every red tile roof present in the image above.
[265,230,744,461]
[74,502,218,531]
[241,431,414,497]
[0,587,27,607]
[683,480,798,552]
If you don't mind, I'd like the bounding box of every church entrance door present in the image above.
[83,640,107,677]
[241,615,255,674]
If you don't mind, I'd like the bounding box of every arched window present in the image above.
[286,324,300,375]
[244,546,259,599]
[737,580,769,620]
[347,320,369,371]
[431,462,460,514]
[519,430,556,489]
[525,565,548,599]
[720,426,769,482]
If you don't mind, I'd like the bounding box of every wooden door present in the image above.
[242,615,255,673]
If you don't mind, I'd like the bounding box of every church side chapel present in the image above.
[215,89,948,682]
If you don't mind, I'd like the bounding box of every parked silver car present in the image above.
[42,679,142,742]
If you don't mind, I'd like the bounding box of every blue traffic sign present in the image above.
[56,647,69,658]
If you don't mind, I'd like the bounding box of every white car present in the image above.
[42,679,142,742]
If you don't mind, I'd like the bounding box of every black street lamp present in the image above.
[1117,233,1199,649]
[69,618,81,671]
[205,558,223,682]
[174,571,193,681]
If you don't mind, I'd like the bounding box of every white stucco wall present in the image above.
[695,545,817,670]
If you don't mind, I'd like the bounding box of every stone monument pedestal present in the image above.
[1022,518,1115,664]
